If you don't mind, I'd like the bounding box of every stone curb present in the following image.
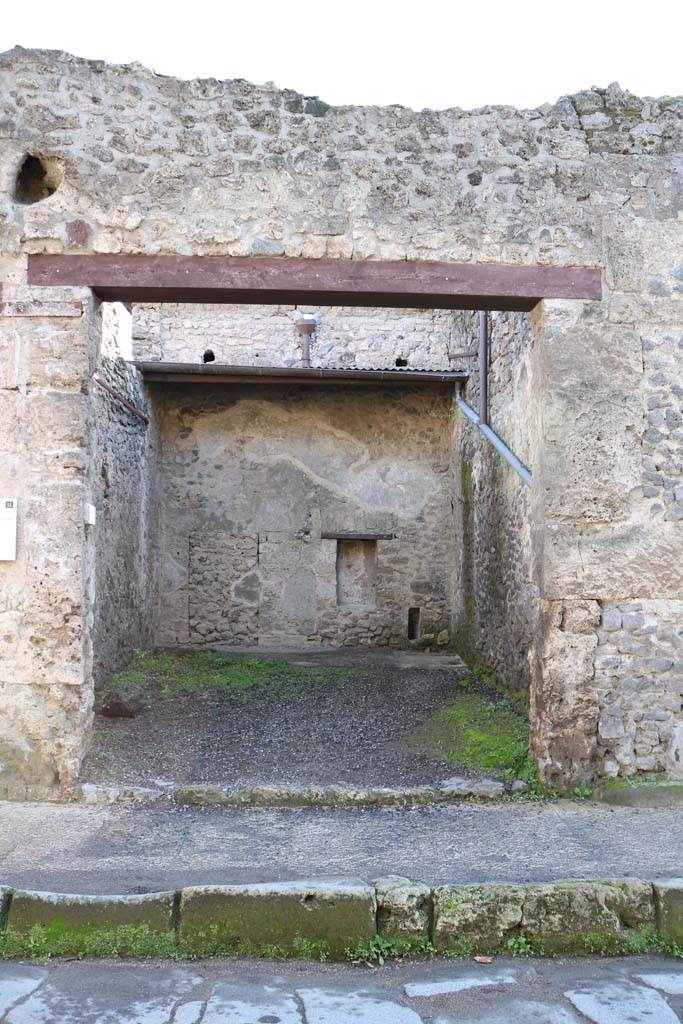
[179,879,376,958]
[0,877,681,960]
[74,776,512,808]
[7,889,175,935]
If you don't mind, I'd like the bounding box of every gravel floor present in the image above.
[81,649,475,789]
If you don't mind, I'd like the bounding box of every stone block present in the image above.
[521,880,655,953]
[7,889,175,935]
[174,784,231,806]
[432,883,525,952]
[178,879,376,958]
[563,600,601,634]
[654,879,683,944]
[373,876,432,941]
[433,880,655,954]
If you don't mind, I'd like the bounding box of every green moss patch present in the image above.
[0,921,178,960]
[103,648,361,702]
[406,674,529,777]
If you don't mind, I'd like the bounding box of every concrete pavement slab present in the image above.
[202,980,302,1023]
[404,969,517,997]
[638,973,683,996]
[3,965,202,1024]
[565,981,680,1024]
[297,987,422,1023]
[0,966,46,1018]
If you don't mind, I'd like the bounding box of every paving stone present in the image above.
[0,964,47,1017]
[637,972,683,996]
[564,982,679,1024]
[4,965,202,1024]
[297,987,422,1023]
[202,980,302,1023]
[172,1003,205,1024]
[404,969,517,996]
[436,999,583,1023]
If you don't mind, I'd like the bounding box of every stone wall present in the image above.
[596,601,683,776]
[153,383,456,648]
[0,45,681,791]
[88,304,160,685]
[0,291,95,799]
[452,311,539,694]
[133,303,470,370]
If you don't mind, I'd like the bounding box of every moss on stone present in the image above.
[0,921,178,960]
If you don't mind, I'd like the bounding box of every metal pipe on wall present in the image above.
[295,317,316,367]
[478,310,488,425]
[455,389,532,488]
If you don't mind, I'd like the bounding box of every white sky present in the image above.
[2,0,681,110]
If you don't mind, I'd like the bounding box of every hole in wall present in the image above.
[203,349,216,363]
[408,606,421,640]
[395,356,408,367]
[14,153,63,205]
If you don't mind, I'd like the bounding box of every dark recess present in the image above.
[15,154,60,205]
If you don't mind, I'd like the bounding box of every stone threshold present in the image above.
[0,876,681,961]
[72,776,526,807]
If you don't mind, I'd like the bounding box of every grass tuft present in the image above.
[102,648,361,703]
[0,922,178,961]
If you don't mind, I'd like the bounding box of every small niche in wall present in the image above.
[408,606,421,640]
[336,539,377,608]
[14,153,63,205]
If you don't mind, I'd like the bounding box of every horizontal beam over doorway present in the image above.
[133,361,467,387]
[27,255,602,311]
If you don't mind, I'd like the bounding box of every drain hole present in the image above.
[14,154,62,205]
[408,606,421,640]
[203,349,216,363]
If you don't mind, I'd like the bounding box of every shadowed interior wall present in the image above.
[88,304,161,686]
[153,383,457,648]
[452,311,538,694]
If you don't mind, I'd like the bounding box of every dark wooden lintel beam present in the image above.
[321,532,396,541]
[27,255,602,310]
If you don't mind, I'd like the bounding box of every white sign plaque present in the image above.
[0,498,17,561]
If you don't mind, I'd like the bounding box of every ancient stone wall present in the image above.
[88,304,160,685]
[0,45,681,790]
[153,383,456,648]
[452,311,539,694]
[133,303,469,370]
[0,289,95,799]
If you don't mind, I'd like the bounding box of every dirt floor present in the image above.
[80,647,530,789]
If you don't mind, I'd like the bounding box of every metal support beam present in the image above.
[455,392,532,488]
